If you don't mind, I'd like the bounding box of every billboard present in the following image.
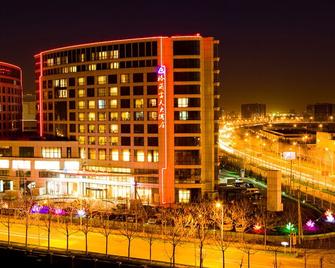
[282,151,296,160]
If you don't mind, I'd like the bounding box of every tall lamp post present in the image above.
[215,201,225,268]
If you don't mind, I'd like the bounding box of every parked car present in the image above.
[235,223,247,232]
[222,218,234,231]
[147,218,157,225]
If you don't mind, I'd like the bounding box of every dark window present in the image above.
[69,89,75,98]
[147,86,157,95]
[48,102,53,110]
[174,137,200,146]
[148,137,158,146]
[147,124,158,133]
[133,86,143,95]
[126,43,131,57]
[19,147,34,157]
[139,42,145,57]
[152,41,157,56]
[87,88,95,97]
[87,76,94,85]
[108,75,117,84]
[120,99,130,108]
[173,40,200,55]
[69,112,76,121]
[70,124,76,132]
[121,124,131,133]
[147,72,157,82]
[120,87,130,96]
[0,146,12,157]
[55,102,67,120]
[174,85,200,94]
[134,137,144,146]
[132,43,139,57]
[134,124,144,133]
[48,80,52,88]
[69,101,75,109]
[69,78,75,86]
[133,73,144,83]
[48,113,53,120]
[121,137,131,146]
[174,124,200,133]
[174,59,200,68]
[175,150,200,165]
[146,42,152,56]
[175,168,201,181]
[48,91,53,99]
[174,72,200,81]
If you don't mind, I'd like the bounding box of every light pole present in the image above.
[215,201,224,268]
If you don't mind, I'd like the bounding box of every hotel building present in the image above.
[0,61,23,135]
[35,35,220,204]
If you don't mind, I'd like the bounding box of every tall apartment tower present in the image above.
[0,61,23,135]
[35,35,220,204]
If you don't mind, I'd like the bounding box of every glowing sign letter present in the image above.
[157,65,166,129]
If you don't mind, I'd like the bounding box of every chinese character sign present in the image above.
[157,65,166,128]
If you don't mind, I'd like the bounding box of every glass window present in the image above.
[120,74,129,83]
[98,124,106,133]
[98,100,106,109]
[148,111,158,120]
[174,72,200,81]
[78,136,85,145]
[133,73,144,83]
[111,137,118,146]
[88,124,95,133]
[173,40,200,55]
[78,101,85,109]
[98,137,107,145]
[121,112,130,121]
[179,189,190,203]
[134,137,144,146]
[41,148,61,158]
[135,150,145,162]
[111,149,119,161]
[98,149,106,160]
[110,62,119,69]
[148,99,157,108]
[88,112,95,121]
[110,112,118,120]
[98,75,107,85]
[134,112,144,121]
[98,87,106,96]
[110,124,118,133]
[110,99,117,108]
[78,89,85,97]
[79,124,85,133]
[88,100,95,109]
[78,112,85,121]
[88,64,96,71]
[179,111,188,120]
[134,99,144,108]
[121,137,131,146]
[109,87,118,96]
[98,51,107,60]
[122,149,130,161]
[78,77,85,86]
[88,148,96,160]
[133,86,143,95]
[98,112,106,121]
[88,136,96,145]
[148,150,159,162]
[178,98,188,108]
[120,86,130,96]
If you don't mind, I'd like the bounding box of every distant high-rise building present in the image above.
[0,61,23,135]
[241,103,266,119]
[22,93,37,132]
[34,35,220,204]
[305,103,335,121]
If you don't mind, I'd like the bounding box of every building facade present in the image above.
[0,61,23,135]
[241,103,266,119]
[35,35,220,204]
[306,103,335,121]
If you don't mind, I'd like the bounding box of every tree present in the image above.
[97,211,115,256]
[118,220,137,259]
[0,202,15,246]
[141,223,159,262]
[56,206,78,253]
[78,205,93,256]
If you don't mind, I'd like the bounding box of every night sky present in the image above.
[1,0,335,113]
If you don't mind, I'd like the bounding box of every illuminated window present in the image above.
[54,79,67,87]
[120,74,129,83]
[56,57,61,65]
[98,124,106,133]
[110,62,119,69]
[62,67,68,73]
[78,89,85,97]
[98,51,107,60]
[148,98,157,107]
[111,50,119,59]
[79,125,85,133]
[98,75,107,85]
[178,98,188,108]
[134,99,144,108]
[41,148,61,158]
[58,89,67,98]
[179,111,188,120]
[98,100,106,109]
[109,87,118,96]
[111,137,118,146]
[135,112,144,121]
[78,101,85,109]
[153,150,159,162]
[78,136,85,145]
[78,77,85,86]
[110,99,117,108]
[91,52,96,60]
[111,149,119,161]
[98,149,106,160]
[88,64,96,71]
[78,113,85,121]
[69,66,77,73]
[135,150,145,162]
[98,112,106,121]
[88,100,96,109]
[88,136,96,145]
[80,53,85,62]
[179,190,190,203]
[88,148,96,160]
[98,88,106,97]
[148,111,158,120]
[99,137,107,145]
[88,124,95,133]
[80,148,86,159]
[122,149,130,161]
[47,58,54,66]
[121,112,131,121]
[110,124,118,133]
[147,150,159,162]
[110,112,118,121]
[88,112,95,121]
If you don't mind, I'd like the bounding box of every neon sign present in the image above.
[157,65,166,128]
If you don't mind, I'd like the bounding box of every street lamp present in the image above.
[215,201,225,268]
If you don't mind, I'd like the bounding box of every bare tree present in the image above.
[97,211,115,256]
[119,220,137,259]
[39,203,54,252]
[0,202,15,246]
[56,207,78,253]
[141,223,159,262]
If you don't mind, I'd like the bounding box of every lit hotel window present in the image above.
[58,89,67,98]
[135,112,144,121]
[178,98,188,108]
[110,99,117,108]
[88,124,95,133]
[110,50,119,59]
[69,66,77,72]
[98,112,106,121]
[78,136,85,145]
[78,101,85,109]
[121,112,130,121]
[109,87,118,96]
[88,148,96,160]
[78,89,85,97]
[98,75,107,85]
[80,148,86,159]
[110,124,118,133]
[148,98,157,107]
[148,150,159,162]
[98,51,107,60]
[111,137,118,146]
[88,112,96,121]
[98,124,106,133]
[98,100,106,109]
[79,124,85,133]
[88,100,95,109]
[120,74,129,83]
[136,150,145,162]
[179,111,188,120]
[110,62,119,69]
[148,111,158,120]
[134,99,144,108]
[78,112,85,121]
[179,190,190,203]
[89,136,96,145]
[98,88,106,97]
[42,147,61,158]
[99,137,107,145]
[47,58,54,66]
[88,64,96,71]
[78,77,85,86]
[111,149,119,161]
[80,53,85,62]
[110,112,118,120]
[122,149,130,161]
[98,149,106,160]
